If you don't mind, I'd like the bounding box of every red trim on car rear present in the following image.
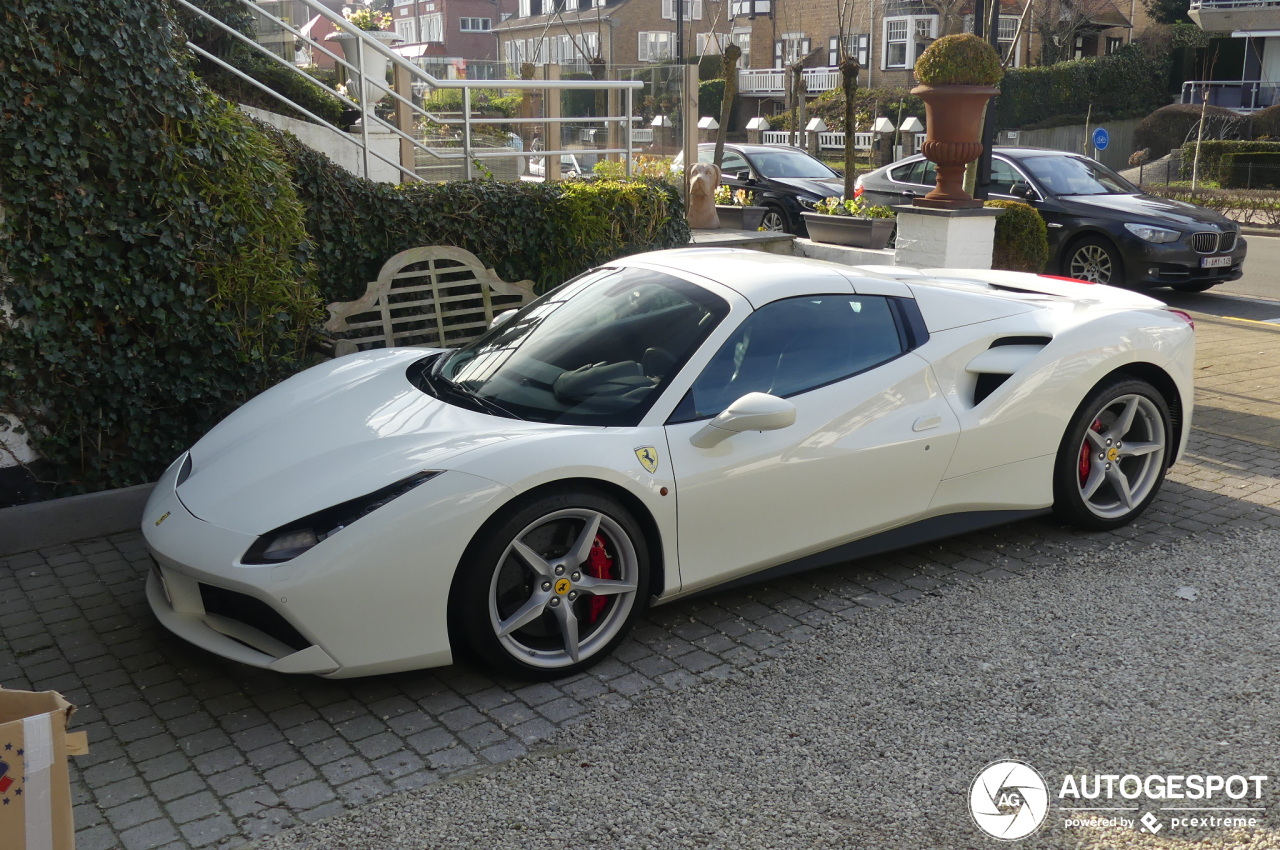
[1039,274,1095,285]
[1166,309,1195,330]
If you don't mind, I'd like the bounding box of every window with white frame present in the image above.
[395,18,414,41]
[1106,35,1123,53]
[696,32,730,54]
[998,16,1022,65]
[773,32,809,67]
[883,16,933,69]
[639,31,675,61]
[460,17,491,31]
[730,0,770,14]
[731,27,752,59]
[662,0,704,21]
[828,33,869,67]
[420,12,443,41]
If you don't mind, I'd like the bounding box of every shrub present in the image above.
[1141,184,1280,226]
[264,126,689,300]
[1134,103,1247,160]
[0,0,323,495]
[1220,151,1280,189]
[1180,139,1280,182]
[996,45,1170,129]
[987,200,1049,273]
[914,34,1003,87]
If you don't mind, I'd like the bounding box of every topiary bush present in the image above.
[986,200,1049,273]
[914,34,1003,87]
[1134,103,1247,160]
[0,0,323,496]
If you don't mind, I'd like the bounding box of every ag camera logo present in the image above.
[970,760,1050,841]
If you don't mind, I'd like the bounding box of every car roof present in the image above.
[697,142,809,155]
[611,248,911,305]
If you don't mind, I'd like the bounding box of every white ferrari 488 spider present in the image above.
[143,248,1194,679]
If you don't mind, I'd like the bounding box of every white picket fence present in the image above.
[760,130,926,153]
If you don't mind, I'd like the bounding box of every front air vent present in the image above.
[1190,231,1236,254]
[199,584,310,652]
[969,337,1052,405]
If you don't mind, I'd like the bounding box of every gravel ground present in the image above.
[249,528,1280,850]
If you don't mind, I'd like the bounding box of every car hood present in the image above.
[177,349,549,534]
[1057,192,1236,228]
[770,176,845,198]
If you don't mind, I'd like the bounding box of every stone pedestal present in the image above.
[893,206,1004,269]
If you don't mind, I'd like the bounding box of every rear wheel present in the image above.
[1064,236,1123,285]
[1052,378,1171,530]
[452,489,649,679]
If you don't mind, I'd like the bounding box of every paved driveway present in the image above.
[2,300,1278,850]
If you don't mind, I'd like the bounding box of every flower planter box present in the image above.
[801,213,895,249]
[715,204,767,231]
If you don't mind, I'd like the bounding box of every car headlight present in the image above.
[1123,223,1180,243]
[798,197,820,210]
[242,471,441,564]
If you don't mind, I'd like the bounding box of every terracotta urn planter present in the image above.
[801,213,895,249]
[911,84,999,209]
[716,204,767,231]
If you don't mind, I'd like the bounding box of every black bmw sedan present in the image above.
[673,143,845,235]
[855,147,1246,292]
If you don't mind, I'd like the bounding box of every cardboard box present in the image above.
[0,688,89,850]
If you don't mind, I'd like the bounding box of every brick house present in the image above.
[392,0,520,78]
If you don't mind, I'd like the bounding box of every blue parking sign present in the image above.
[1092,127,1110,151]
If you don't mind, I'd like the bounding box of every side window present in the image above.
[672,295,906,422]
[990,158,1025,196]
[889,162,914,182]
[721,151,749,175]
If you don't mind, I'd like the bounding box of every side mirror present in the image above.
[690,392,797,448]
[736,170,756,183]
[490,309,518,330]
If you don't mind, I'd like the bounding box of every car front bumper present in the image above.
[1119,234,1247,288]
[142,455,511,678]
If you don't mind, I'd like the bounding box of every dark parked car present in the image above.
[673,143,844,235]
[855,147,1246,292]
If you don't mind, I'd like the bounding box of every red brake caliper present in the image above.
[585,535,614,625]
[1078,418,1104,484]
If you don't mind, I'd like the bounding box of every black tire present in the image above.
[1052,377,1172,530]
[451,488,650,679]
[1063,236,1124,286]
[760,204,789,233]
[1171,281,1216,293]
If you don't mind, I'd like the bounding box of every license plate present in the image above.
[1202,256,1232,268]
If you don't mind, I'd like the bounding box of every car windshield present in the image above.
[750,149,837,180]
[431,267,729,426]
[1020,155,1138,196]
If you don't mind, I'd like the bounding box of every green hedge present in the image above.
[0,0,323,495]
[266,126,690,301]
[1179,139,1280,182]
[996,46,1170,129]
[1220,151,1280,189]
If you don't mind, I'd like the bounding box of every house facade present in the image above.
[493,0,733,72]
[392,0,519,78]
[1188,0,1280,110]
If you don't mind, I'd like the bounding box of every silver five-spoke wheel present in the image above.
[453,490,650,679]
[1054,378,1172,530]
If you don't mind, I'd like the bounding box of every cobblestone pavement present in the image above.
[2,306,1279,850]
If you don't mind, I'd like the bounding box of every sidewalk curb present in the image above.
[1240,226,1279,238]
[0,483,154,558]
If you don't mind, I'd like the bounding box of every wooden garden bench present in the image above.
[324,246,537,357]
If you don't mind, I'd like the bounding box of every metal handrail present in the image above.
[179,0,644,181]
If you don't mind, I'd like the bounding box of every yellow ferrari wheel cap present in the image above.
[1106,447,1120,462]
[554,578,572,595]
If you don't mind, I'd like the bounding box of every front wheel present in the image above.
[1052,378,1171,530]
[760,205,789,233]
[452,489,650,679]
[1064,236,1123,285]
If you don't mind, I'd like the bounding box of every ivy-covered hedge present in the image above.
[996,46,1171,129]
[266,126,690,300]
[1179,139,1280,182]
[0,0,323,495]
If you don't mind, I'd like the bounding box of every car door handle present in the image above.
[913,415,942,432]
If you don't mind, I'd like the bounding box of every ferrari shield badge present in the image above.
[634,446,659,474]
